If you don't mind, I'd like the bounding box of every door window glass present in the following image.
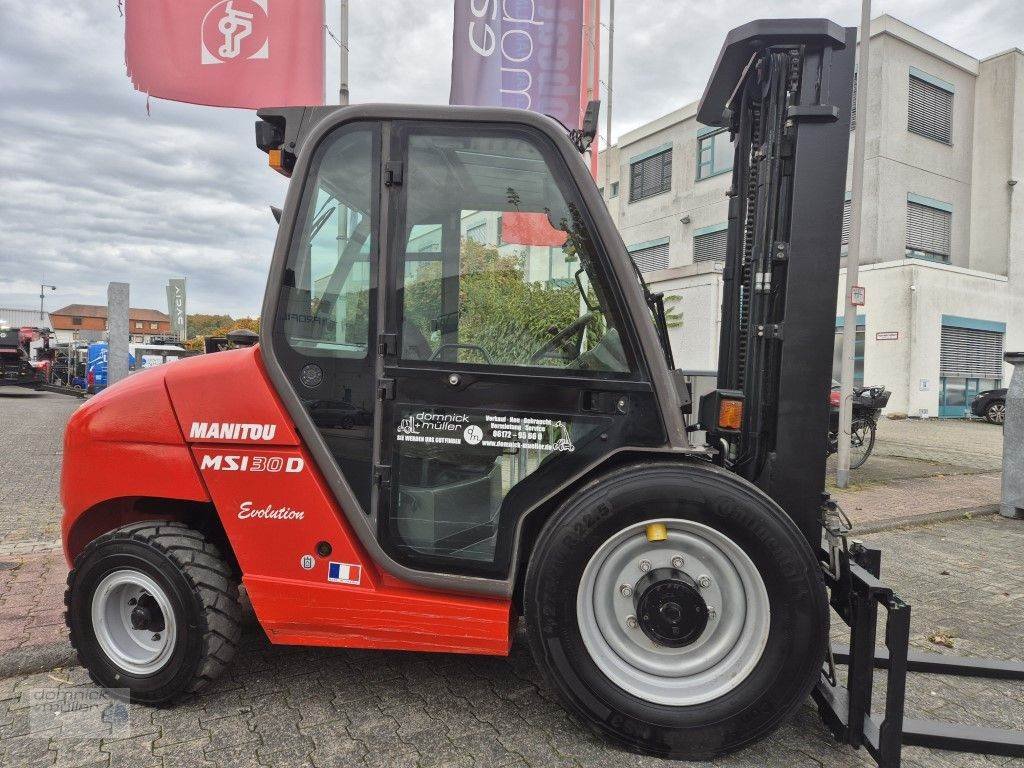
[397,130,631,374]
[281,128,375,358]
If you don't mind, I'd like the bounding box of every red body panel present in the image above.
[61,366,210,559]
[61,346,513,656]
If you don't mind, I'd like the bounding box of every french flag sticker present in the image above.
[327,562,362,585]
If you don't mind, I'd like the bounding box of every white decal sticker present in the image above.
[199,454,304,472]
[237,501,304,521]
[190,422,278,441]
[396,412,575,452]
[300,554,315,570]
[328,562,361,585]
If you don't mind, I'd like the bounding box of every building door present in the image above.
[938,319,1005,418]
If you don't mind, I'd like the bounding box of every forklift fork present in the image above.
[815,521,1024,766]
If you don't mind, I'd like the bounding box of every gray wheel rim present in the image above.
[91,570,177,675]
[990,404,1005,424]
[576,519,770,706]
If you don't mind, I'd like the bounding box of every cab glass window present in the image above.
[396,129,631,375]
[280,127,375,358]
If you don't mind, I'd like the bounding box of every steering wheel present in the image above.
[529,312,594,364]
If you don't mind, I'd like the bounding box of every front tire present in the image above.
[524,462,827,760]
[65,521,241,705]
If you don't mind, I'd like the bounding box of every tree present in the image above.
[183,316,260,351]
[186,314,234,340]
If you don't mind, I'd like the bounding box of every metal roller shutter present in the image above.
[908,75,953,143]
[629,150,672,202]
[694,229,728,262]
[940,326,1004,379]
[906,202,951,259]
[629,241,670,272]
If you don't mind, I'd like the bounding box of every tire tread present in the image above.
[64,520,242,702]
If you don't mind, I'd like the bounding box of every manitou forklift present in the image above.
[62,19,1022,765]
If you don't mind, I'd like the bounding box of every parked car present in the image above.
[970,388,1007,425]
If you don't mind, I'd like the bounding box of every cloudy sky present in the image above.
[0,1,1020,318]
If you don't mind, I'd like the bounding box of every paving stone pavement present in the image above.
[1,378,1022,767]
[0,517,1018,767]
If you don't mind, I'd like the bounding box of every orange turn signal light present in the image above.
[268,149,286,174]
[718,399,744,431]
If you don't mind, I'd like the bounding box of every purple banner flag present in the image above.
[450,0,585,129]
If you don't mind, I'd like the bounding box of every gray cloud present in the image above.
[0,0,1020,317]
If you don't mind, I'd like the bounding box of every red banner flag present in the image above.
[124,0,325,109]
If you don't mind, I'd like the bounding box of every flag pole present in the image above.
[338,0,349,104]
[603,0,614,187]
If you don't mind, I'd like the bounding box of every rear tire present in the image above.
[524,461,827,760]
[65,521,241,705]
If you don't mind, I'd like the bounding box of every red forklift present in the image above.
[61,19,1022,765]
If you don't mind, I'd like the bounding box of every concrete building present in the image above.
[49,304,172,344]
[598,15,1024,417]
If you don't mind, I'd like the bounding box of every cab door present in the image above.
[376,121,666,579]
[265,122,382,510]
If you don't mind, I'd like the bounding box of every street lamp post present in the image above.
[39,284,56,322]
[836,0,872,489]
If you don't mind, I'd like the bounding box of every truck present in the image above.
[0,326,47,390]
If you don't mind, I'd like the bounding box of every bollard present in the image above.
[1001,351,1024,519]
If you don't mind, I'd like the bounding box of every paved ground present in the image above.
[1,389,1021,767]
[828,416,1003,528]
[0,390,79,545]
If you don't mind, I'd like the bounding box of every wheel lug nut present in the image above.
[697,575,712,589]
[151,633,161,641]
[671,556,684,569]
[619,584,633,598]
[626,616,638,629]
[638,560,651,572]
[708,608,717,620]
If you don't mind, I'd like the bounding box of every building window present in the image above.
[850,71,857,132]
[629,147,672,202]
[610,181,619,198]
[72,316,83,326]
[939,316,1005,418]
[908,68,953,144]
[696,127,732,181]
[693,224,728,263]
[628,238,670,273]
[841,198,852,251]
[598,186,604,197]
[833,317,866,387]
[149,322,159,330]
[466,223,487,243]
[906,194,951,262]
[134,321,143,330]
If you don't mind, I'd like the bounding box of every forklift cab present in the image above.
[260,107,691,581]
